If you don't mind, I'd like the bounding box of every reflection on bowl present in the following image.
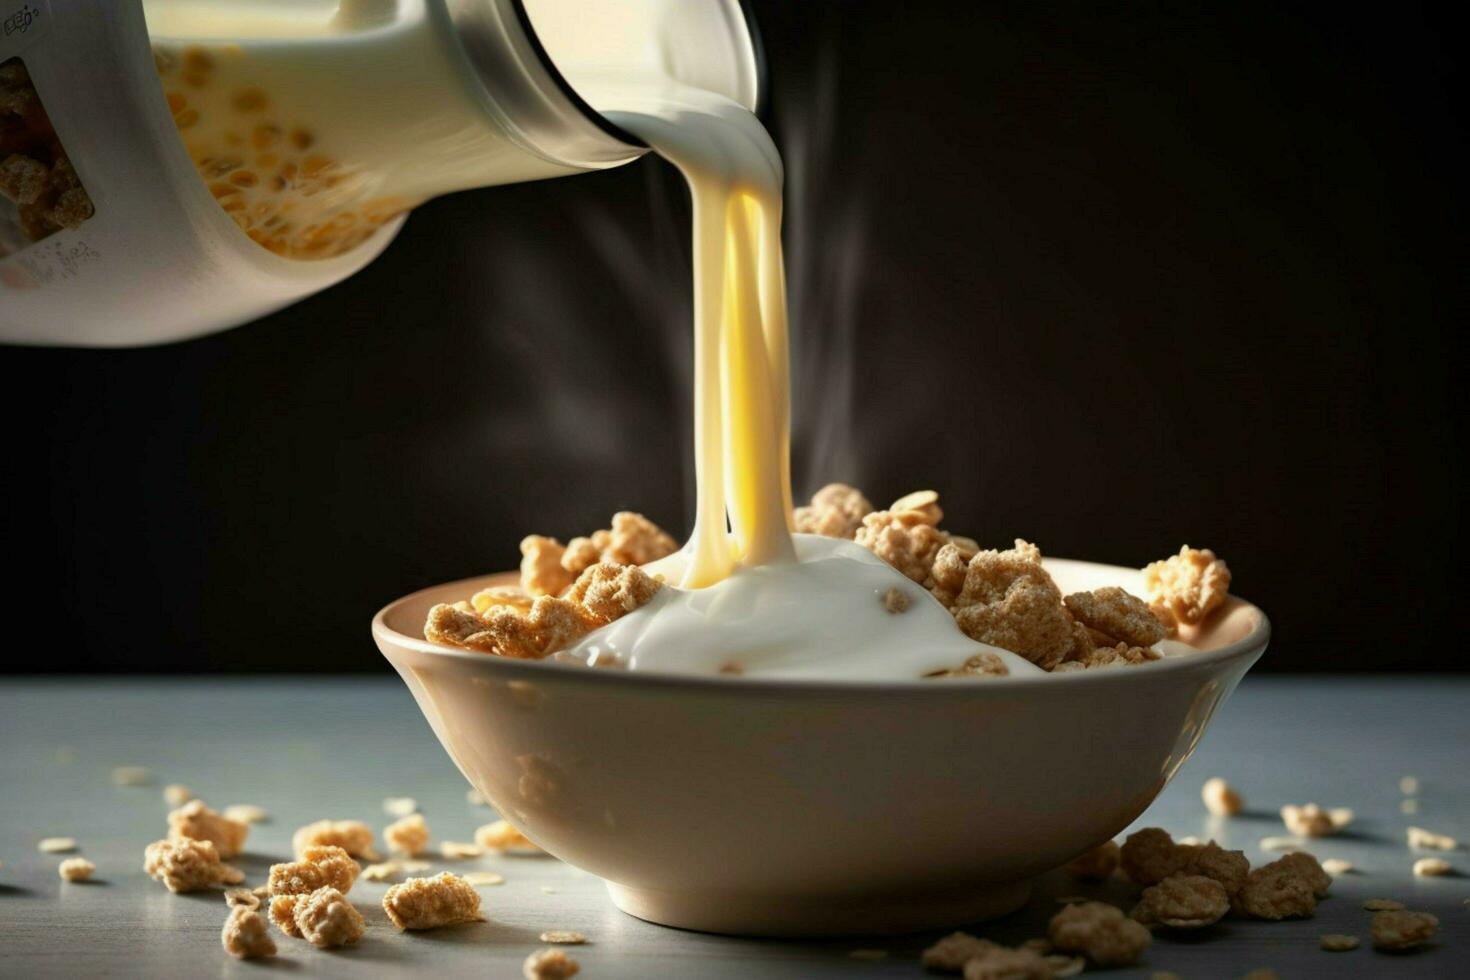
[373,558,1268,936]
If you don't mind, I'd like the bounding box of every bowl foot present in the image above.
[606,878,1032,937]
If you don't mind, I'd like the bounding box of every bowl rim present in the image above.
[372,557,1270,695]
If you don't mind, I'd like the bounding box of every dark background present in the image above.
[2,2,1461,672]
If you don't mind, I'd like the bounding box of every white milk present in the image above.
[545,75,1042,679]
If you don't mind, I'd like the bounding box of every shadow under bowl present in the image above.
[372,557,1268,936]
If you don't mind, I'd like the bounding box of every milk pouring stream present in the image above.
[0,0,762,345]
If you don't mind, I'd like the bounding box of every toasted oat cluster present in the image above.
[167,799,249,860]
[58,857,95,882]
[268,845,360,896]
[1202,777,1244,816]
[1233,853,1329,920]
[292,819,379,860]
[921,932,1076,979]
[1065,840,1120,881]
[1047,901,1151,967]
[384,813,430,857]
[519,512,677,598]
[523,947,582,980]
[794,483,875,538]
[221,906,277,959]
[273,887,366,947]
[426,561,661,659]
[1132,874,1230,929]
[382,872,484,930]
[1120,829,1249,897]
[1,59,96,250]
[795,484,1226,674]
[1370,909,1439,951]
[475,819,542,854]
[144,837,244,893]
[1143,546,1231,625]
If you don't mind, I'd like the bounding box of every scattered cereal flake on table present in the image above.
[920,932,994,972]
[223,804,269,824]
[382,872,484,930]
[251,884,271,898]
[1048,901,1150,967]
[400,859,432,873]
[383,796,418,818]
[293,886,367,947]
[540,930,587,945]
[1234,856,1321,920]
[58,857,95,882]
[466,788,486,806]
[1407,826,1457,851]
[524,947,580,980]
[163,784,193,806]
[1142,546,1231,625]
[1413,857,1454,877]
[1328,807,1354,829]
[1370,909,1439,951]
[441,841,482,859]
[1321,858,1355,876]
[1132,874,1229,929]
[269,845,360,896]
[1400,798,1420,815]
[1120,828,1186,885]
[1362,898,1405,911]
[476,819,543,854]
[1066,840,1119,880]
[1319,933,1360,952]
[168,799,249,859]
[1046,955,1086,978]
[221,906,276,959]
[38,837,77,853]
[1202,777,1244,816]
[1258,836,1303,852]
[144,838,244,893]
[1399,775,1420,795]
[112,766,153,786]
[384,813,430,856]
[463,871,506,887]
[292,819,379,860]
[1280,803,1337,837]
[362,861,401,882]
[224,887,260,909]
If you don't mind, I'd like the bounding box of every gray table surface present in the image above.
[0,675,1465,979]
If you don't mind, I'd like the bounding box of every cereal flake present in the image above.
[384,813,430,857]
[1202,777,1243,816]
[168,799,250,859]
[1066,840,1120,881]
[793,483,873,539]
[1133,874,1229,929]
[1370,909,1438,951]
[144,837,244,893]
[1142,546,1231,625]
[58,857,95,882]
[1047,901,1151,967]
[524,947,581,980]
[221,906,277,959]
[382,872,484,930]
[268,844,360,896]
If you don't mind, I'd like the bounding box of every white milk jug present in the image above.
[0,0,762,346]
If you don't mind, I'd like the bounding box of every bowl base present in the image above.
[606,878,1032,937]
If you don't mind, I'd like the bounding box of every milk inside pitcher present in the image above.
[0,0,762,346]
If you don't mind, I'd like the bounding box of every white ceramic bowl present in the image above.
[373,558,1269,937]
